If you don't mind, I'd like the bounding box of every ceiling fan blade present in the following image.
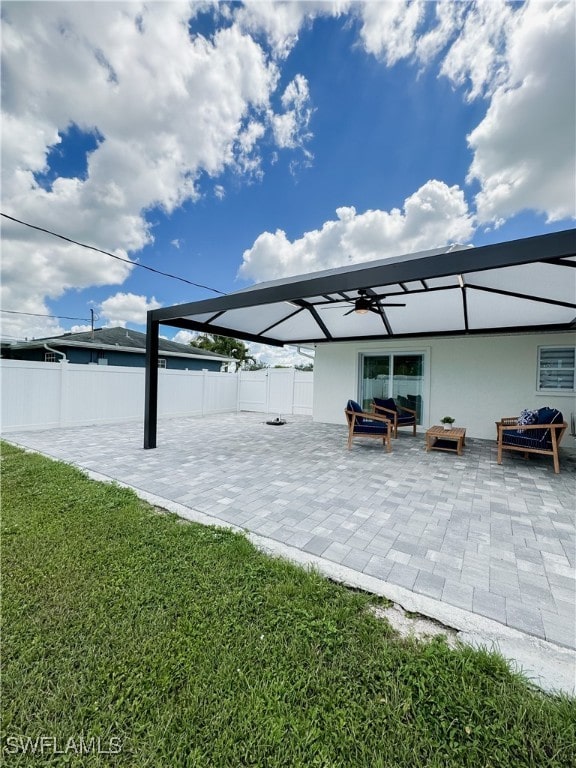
[343,308,356,316]
[379,302,406,307]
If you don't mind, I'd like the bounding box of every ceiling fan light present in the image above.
[354,296,371,314]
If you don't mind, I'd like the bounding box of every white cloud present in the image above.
[356,0,514,98]
[234,0,309,60]
[1,1,313,338]
[438,0,515,100]
[239,179,474,281]
[357,0,575,225]
[271,74,314,157]
[467,1,576,223]
[99,292,161,327]
[235,1,350,60]
[359,0,425,66]
[172,329,198,345]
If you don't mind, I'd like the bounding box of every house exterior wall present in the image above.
[313,331,576,440]
[7,346,223,371]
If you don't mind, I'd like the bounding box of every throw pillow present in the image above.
[517,408,538,433]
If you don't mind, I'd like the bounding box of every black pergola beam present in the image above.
[466,283,576,309]
[305,304,334,340]
[144,315,160,449]
[251,321,575,347]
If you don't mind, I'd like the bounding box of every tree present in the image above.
[189,334,255,371]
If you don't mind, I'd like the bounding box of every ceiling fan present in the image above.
[325,288,406,315]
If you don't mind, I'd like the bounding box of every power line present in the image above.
[0,309,92,321]
[1,212,227,295]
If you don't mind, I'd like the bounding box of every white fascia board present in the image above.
[12,339,232,362]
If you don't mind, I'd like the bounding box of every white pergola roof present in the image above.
[151,229,576,346]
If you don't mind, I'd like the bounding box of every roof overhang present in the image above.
[9,338,232,362]
[149,229,576,346]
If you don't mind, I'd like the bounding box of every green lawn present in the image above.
[1,442,574,767]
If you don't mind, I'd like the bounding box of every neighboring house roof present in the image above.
[8,326,233,361]
[147,229,576,346]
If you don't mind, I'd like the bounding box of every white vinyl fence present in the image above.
[0,360,313,433]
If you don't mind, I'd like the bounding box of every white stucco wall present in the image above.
[313,331,576,440]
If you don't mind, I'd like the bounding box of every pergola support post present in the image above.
[144,314,159,449]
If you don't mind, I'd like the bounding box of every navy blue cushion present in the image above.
[537,407,562,425]
[502,429,551,449]
[373,397,397,413]
[354,420,389,435]
[531,408,562,442]
[397,414,416,425]
[347,399,364,424]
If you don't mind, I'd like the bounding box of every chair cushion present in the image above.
[373,397,397,413]
[347,399,364,424]
[537,407,562,425]
[354,420,389,435]
[531,408,562,442]
[397,414,416,425]
[502,429,552,449]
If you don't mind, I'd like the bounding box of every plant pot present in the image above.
[443,424,453,430]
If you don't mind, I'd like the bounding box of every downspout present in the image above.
[296,346,315,361]
[43,344,67,361]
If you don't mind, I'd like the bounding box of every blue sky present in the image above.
[1,1,574,364]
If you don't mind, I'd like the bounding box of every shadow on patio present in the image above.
[6,411,575,657]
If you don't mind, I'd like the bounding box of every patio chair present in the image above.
[372,397,417,438]
[496,407,567,474]
[345,399,392,451]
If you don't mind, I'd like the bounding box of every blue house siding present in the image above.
[156,356,222,372]
[9,347,223,371]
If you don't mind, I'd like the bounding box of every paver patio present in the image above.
[5,412,575,651]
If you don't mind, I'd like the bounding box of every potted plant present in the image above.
[440,416,455,431]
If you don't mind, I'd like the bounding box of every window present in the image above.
[45,352,58,362]
[538,347,575,391]
[158,358,167,369]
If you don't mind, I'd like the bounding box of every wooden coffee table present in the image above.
[425,426,466,456]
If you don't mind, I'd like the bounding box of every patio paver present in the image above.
[4,412,575,653]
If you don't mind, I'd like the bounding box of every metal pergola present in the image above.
[145,228,576,448]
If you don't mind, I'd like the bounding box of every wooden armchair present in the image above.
[372,397,417,438]
[496,407,567,474]
[345,400,392,451]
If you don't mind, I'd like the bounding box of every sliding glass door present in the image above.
[361,353,425,422]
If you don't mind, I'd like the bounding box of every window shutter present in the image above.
[538,348,575,390]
